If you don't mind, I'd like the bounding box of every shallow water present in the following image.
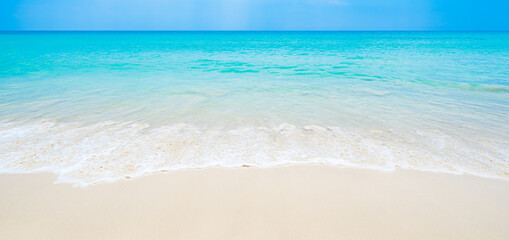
[1,31,508,185]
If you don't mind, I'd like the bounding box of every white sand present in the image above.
[1,165,509,240]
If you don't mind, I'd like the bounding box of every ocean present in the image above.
[0,31,508,186]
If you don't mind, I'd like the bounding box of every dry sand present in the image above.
[1,165,508,240]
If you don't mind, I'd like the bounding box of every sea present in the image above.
[0,31,508,186]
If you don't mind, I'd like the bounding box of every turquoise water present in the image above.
[1,32,508,185]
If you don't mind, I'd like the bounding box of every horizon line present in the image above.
[1,30,508,32]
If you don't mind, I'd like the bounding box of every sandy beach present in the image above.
[1,165,508,240]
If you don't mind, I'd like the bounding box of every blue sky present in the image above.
[1,0,508,30]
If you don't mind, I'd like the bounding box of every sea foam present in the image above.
[1,120,507,186]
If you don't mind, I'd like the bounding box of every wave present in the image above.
[0,120,508,186]
[457,83,509,93]
[410,79,509,93]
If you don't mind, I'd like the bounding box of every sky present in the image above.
[0,0,508,31]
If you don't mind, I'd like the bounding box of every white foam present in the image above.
[0,120,508,187]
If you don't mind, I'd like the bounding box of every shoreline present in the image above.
[1,165,509,239]
[3,162,509,187]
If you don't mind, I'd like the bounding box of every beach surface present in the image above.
[1,165,508,240]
